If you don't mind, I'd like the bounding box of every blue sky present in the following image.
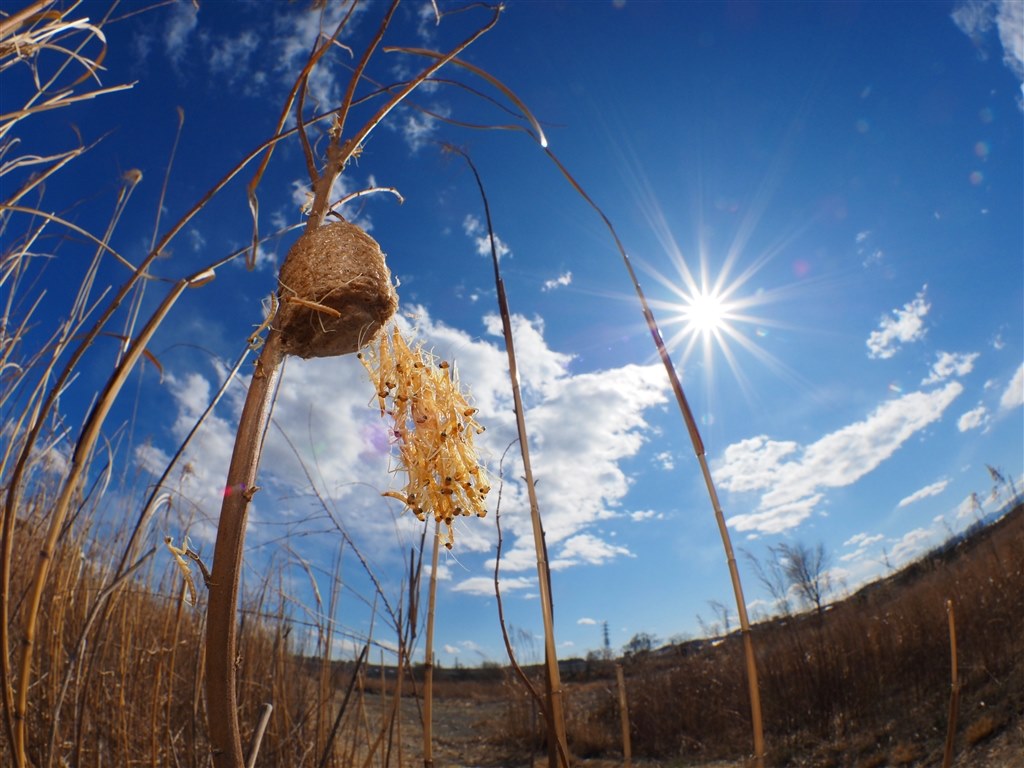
[7,0,1023,667]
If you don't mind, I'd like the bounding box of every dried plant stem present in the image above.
[541,145,765,767]
[492,446,559,754]
[318,644,369,768]
[423,520,441,768]
[12,276,191,766]
[244,703,273,768]
[453,146,570,767]
[941,599,960,768]
[205,329,285,767]
[615,664,632,768]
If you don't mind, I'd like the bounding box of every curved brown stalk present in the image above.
[205,329,286,767]
[540,144,765,766]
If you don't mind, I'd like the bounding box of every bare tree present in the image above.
[622,632,658,658]
[772,542,833,617]
[708,599,733,634]
[744,549,793,616]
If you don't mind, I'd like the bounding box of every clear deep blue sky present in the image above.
[7,0,1023,665]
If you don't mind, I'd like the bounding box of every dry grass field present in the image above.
[5,472,1020,766]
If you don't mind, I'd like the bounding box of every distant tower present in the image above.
[602,621,611,660]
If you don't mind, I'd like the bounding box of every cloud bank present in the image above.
[716,382,963,534]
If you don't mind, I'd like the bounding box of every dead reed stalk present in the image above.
[448,145,571,767]
[941,599,960,768]
[538,146,765,767]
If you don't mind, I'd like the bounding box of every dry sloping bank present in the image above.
[478,504,1023,766]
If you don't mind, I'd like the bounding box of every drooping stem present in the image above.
[451,146,570,767]
[541,145,765,766]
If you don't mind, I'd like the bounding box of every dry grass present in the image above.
[506,503,1022,767]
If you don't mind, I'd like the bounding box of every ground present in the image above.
[348,692,1023,767]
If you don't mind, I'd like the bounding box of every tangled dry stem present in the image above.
[359,324,490,549]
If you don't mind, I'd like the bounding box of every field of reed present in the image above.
[2,3,1021,767]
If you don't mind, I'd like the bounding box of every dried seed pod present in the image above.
[277,220,398,358]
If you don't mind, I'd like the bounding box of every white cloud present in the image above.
[401,104,451,152]
[866,286,930,359]
[717,382,964,534]
[550,534,632,571]
[485,358,669,573]
[854,230,884,267]
[843,531,883,548]
[145,305,669,599]
[889,526,939,565]
[415,1,440,43]
[164,1,198,66]
[897,479,950,508]
[273,2,368,108]
[454,575,531,595]
[653,450,675,470]
[839,531,885,562]
[999,363,1024,410]
[481,313,572,399]
[953,1,1024,107]
[442,643,460,654]
[542,272,573,292]
[922,351,979,385]
[463,214,511,261]
[629,509,663,522]
[957,404,989,432]
[207,28,260,89]
[576,617,597,626]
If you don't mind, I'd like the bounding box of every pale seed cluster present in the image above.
[358,325,490,548]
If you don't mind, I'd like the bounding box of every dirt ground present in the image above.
[347,692,1022,768]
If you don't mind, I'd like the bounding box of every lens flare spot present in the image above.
[969,170,983,185]
[974,141,989,159]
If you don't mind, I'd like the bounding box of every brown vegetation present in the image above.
[489,504,1024,767]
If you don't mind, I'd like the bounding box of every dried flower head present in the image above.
[359,324,490,548]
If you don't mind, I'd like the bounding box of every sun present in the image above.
[643,255,796,400]
[681,288,731,337]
